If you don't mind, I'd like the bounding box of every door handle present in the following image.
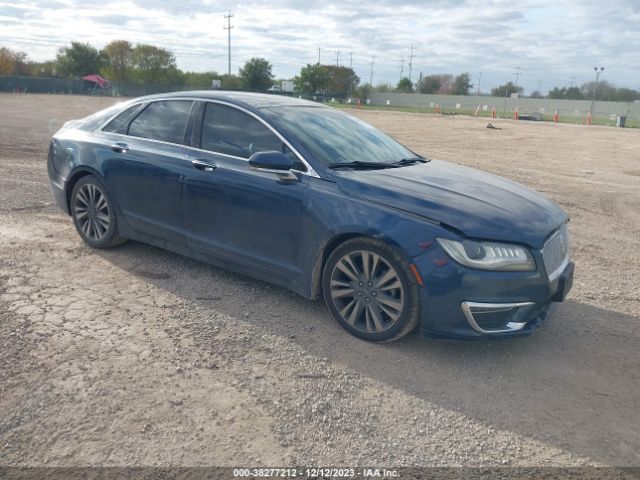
[112,142,129,153]
[192,159,217,172]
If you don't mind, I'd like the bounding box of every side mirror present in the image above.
[248,151,298,182]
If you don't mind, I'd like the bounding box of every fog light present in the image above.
[461,301,535,334]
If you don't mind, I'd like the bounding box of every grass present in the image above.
[328,102,640,128]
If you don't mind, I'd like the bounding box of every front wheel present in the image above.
[322,238,420,342]
[70,175,125,248]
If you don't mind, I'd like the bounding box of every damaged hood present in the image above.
[334,160,567,248]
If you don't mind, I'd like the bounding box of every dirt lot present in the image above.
[0,93,639,467]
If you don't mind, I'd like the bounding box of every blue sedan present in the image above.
[47,91,573,342]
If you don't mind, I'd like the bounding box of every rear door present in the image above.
[182,101,310,280]
[100,100,194,242]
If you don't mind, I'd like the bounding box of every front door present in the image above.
[182,101,309,280]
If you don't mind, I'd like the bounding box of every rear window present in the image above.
[128,100,193,144]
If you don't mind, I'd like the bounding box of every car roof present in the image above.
[133,90,325,111]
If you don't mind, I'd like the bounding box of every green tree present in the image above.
[0,47,30,75]
[547,87,566,99]
[220,74,241,89]
[396,77,413,93]
[182,71,220,88]
[581,80,620,101]
[131,44,179,84]
[615,87,640,102]
[354,83,372,100]
[375,83,394,93]
[419,75,442,94]
[452,73,473,95]
[491,82,523,97]
[56,42,107,78]
[325,65,359,97]
[239,57,273,91]
[28,60,57,77]
[529,90,543,98]
[102,40,134,82]
[293,63,331,95]
[566,87,584,100]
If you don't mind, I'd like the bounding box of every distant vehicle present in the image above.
[281,80,294,93]
[47,91,573,342]
[268,85,281,92]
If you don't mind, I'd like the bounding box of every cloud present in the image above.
[0,0,638,92]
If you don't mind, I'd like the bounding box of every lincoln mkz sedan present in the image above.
[47,91,574,342]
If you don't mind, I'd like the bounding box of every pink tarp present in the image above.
[82,74,110,88]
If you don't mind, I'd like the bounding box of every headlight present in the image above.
[436,238,535,271]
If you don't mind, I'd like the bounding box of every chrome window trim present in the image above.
[461,301,535,334]
[96,96,320,178]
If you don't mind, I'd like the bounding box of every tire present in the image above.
[70,175,126,248]
[322,237,420,342]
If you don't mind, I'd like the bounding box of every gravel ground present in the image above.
[0,94,639,467]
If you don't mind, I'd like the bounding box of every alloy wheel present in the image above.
[74,183,110,242]
[329,250,405,334]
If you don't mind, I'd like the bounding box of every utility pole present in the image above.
[570,76,576,88]
[590,66,605,120]
[477,72,482,95]
[408,45,416,82]
[349,51,353,69]
[369,55,375,86]
[224,12,234,76]
[317,47,321,64]
[418,71,423,93]
[514,66,521,91]
[400,57,404,81]
[335,50,340,67]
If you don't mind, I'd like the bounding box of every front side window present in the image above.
[263,106,417,167]
[200,103,283,159]
[128,100,193,144]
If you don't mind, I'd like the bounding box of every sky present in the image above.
[1,0,639,94]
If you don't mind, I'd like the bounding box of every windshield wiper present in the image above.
[328,161,400,170]
[392,157,428,166]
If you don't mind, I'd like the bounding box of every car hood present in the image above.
[334,160,567,248]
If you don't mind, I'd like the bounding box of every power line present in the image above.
[369,55,375,86]
[408,45,416,82]
[223,12,234,76]
[514,65,521,89]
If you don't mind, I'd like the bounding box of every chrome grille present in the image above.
[542,224,570,280]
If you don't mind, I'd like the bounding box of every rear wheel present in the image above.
[322,238,420,342]
[71,175,125,248]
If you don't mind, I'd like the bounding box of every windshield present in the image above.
[264,106,419,167]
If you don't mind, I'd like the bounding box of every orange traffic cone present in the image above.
[587,112,592,125]
[491,106,496,118]
[514,107,519,121]
[554,110,559,123]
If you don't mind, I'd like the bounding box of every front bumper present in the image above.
[413,245,574,340]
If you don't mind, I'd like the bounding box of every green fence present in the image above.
[0,75,194,97]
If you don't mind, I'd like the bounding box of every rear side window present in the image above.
[102,104,141,134]
[200,103,282,159]
[128,100,193,144]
